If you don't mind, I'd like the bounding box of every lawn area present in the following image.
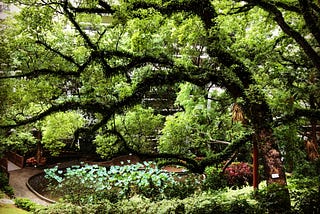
[0,203,30,214]
[0,190,29,214]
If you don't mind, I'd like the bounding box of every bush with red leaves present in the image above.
[26,157,37,166]
[224,162,253,188]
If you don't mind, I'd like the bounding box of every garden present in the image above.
[0,0,320,213]
[2,158,319,213]
[36,160,320,213]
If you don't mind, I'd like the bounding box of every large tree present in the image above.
[1,2,320,208]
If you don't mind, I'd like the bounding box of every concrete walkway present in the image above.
[9,167,50,206]
[7,161,22,171]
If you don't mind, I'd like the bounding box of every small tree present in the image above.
[41,111,85,156]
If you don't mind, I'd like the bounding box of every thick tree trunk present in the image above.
[247,98,291,211]
[307,93,319,160]
[246,98,288,187]
[256,128,287,185]
[255,128,291,213]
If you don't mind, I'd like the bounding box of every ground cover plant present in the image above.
[34,189,260,214]
[32,175,320,214]
[44,161,202,205]
[0,171,14,197]
[14,198,42,213]
[37,160,319,213]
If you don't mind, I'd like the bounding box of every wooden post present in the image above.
[253,140,259,189]
[32,128,42,165]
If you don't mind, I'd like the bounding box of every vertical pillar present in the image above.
[253,140,259,189]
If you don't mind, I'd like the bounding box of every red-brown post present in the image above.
[253,140,259,189]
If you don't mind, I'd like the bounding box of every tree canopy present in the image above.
[0,1,319,196]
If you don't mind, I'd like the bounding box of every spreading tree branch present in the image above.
[104,127,202,171]
[36,40,81,67]
[73,116,110,145]
[274,108,320,126]
[199,133,252,171]
[228,3,255,15]
[245,0,320,72]
[274,1,301,13]
[132,0,217,30]
[299,0,320,45]
[63,0,96,50]
[0,69,80,79]
[0,101,108,129]
[68,0,115,14]
[207,47,254,90]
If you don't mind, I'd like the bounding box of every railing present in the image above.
[6,151,25,168]
[0,157,8,170]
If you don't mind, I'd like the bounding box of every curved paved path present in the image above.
[9,167,50,205]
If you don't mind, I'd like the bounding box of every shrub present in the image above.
[2,185,14,197]
[288,177,319,190]
[34,192,261,214]
[0,171,14,197]
[14,197,42,212]
[225,199,258,214]
[255,184,291,214]
[164,173,203,199]
[118,197,185,214]
[292,189,320,214]
[224,162,253,188]
[34,201,115,214]
[183,194,224,214]
[34,202,83,214]
[202,166,228,191]
[292,160,319,179]
[26,157,37,166]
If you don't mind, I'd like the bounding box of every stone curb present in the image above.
[26,174,56,204]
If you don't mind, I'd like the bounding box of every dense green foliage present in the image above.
[44,162,201,204]
[41,111,85,156]
[158,83,250,157]
[0,171,14,197]
[0,0,318,172]
[40,161,320,213]
[0,0,320,212]
[94,105,164,157]
[32,176,320,214]
[14,198,42,212]
[33,195,256,214]
[0,128,36,156]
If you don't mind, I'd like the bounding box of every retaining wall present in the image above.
[6,151,25,168]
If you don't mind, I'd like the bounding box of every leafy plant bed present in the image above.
[54,162,202,203]
[28,161,201,204]
[27,164,320,213]
[33,187,263,214]
[28,160,257,204]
